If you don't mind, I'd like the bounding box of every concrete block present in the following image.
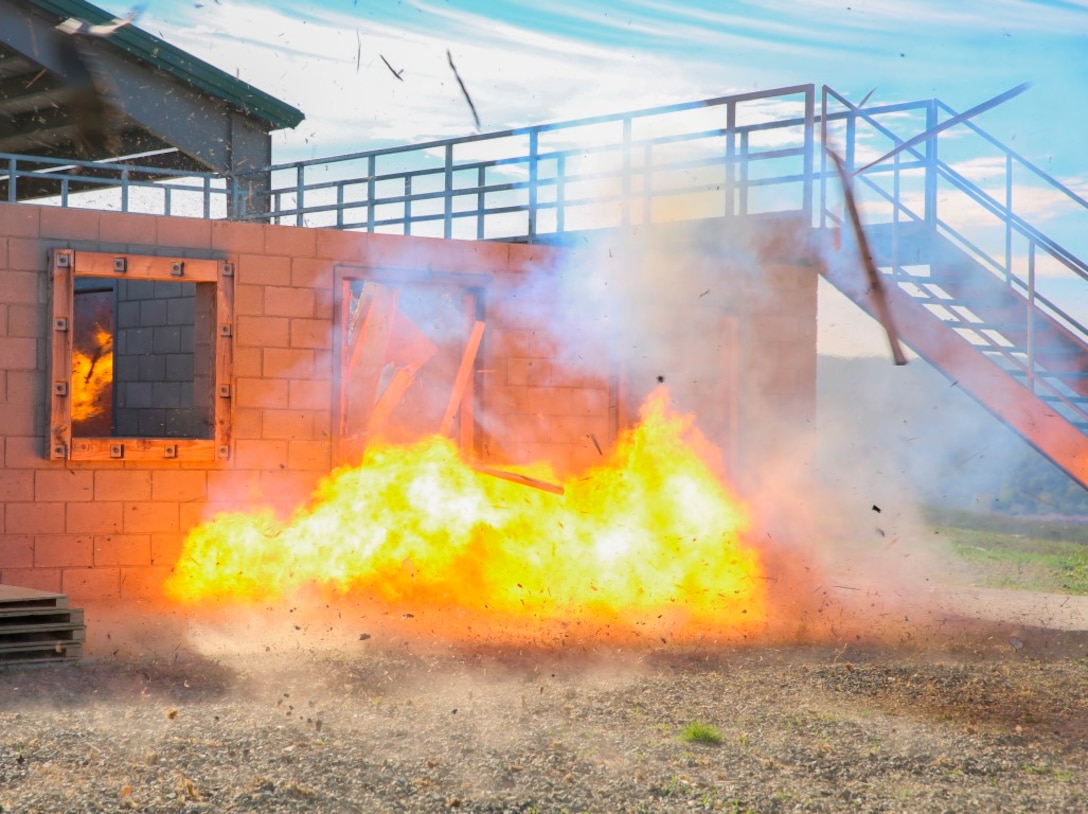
[63,567,121,601]
[123,501,180,534]
[35,469,94,502]
[94,471,152,502]
[236,315,290,348]
[153,325,184,355]
[66,501,124,535]
[0,536,33,568]
[35,534,94,567]
[151,470,207,502]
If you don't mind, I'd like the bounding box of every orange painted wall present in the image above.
[0,203,816,602]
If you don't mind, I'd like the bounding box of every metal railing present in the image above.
[820,86,1088,427]
[9,84,1088,426]
[232,84,816,240]
[1,85,817,239]
[1,151,230,218]
[4,84,1084,301]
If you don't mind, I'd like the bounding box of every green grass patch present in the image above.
[925,511,1088,595]
[923,507,1088,543]
[680,722,724,745]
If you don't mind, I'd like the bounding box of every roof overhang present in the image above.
[0,0,303,186]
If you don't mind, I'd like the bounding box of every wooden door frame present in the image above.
[331,264,491,465]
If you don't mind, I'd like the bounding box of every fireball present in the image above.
[165,389,767,644]
[71,324,114,425]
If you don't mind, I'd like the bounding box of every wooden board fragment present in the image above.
[215,262,235,459]
[469,463,565,495]
[366,317,439,439]
[49,250,75,459]
[439,320,485,437]
[827,147,907,366]
[341,284,399,442]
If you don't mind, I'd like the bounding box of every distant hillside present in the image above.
[816,354,1088,518]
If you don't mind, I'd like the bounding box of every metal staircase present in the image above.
[819,87,1088,488]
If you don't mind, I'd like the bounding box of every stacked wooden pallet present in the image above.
[0,584,85,667]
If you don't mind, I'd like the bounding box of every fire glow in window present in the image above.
[49,249,234,462]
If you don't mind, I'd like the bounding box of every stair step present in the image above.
[1038,393,1088,406]
[0,585,85,668]
[947,336,1088,359]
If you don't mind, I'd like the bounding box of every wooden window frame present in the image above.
[48,249,234,462]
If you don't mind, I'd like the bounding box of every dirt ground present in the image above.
[0,586,1085,813]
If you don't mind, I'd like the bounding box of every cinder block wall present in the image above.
[112,278,206,437]
[0,203,816,603]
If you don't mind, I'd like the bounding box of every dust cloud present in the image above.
[146,200,1065,667]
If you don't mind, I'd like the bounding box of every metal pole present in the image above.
[444,143,454,240]
[1027,239,1036,393]
[725,102,736,217]
[556,154,566,234]
[801,85,814,223]
[643,143,653,226]
[925,99,938,231]
[528,129,538,241]
[819,88,828,229]
[891,152,900,279]
[621,118,631,227]
[366,155,376,233]
[295,165,304,227]
[476,166,485,240]
[739,132,750,216]
[1005,153,1013,286]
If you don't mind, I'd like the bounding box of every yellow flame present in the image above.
[71,325,114,423]
[165,389,766,642]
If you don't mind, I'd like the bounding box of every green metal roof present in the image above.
[27,0,305,130]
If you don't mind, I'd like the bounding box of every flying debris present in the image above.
[55,5,143,36]
[853,82,1030,176]
[53,6,145,156]
[379,54,404,81]
[826,147,907,366]
[446,49,480,129]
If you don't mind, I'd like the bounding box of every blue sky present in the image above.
[123,0,1086,166]
[110,0,1088,356]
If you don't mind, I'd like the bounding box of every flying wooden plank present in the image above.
[469,464,565,495]
[363,322,435,439]
[827,147,907,366]
[439,320,485,437]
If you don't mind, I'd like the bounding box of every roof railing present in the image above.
[2,84,818,240]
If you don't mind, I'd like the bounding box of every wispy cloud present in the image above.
[146,1,738,158]
[126,0,1086,226]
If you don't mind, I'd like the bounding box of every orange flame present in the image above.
[165,389,766,644]
[71,325,114,424]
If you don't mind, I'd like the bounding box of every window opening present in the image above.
[50,250,233,461]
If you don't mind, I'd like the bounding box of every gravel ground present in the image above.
[1,597,1086,814]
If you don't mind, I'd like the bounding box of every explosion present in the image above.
[71,324,114,427]
[165,389,767,644]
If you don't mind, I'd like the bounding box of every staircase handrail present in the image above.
[928,160,1088,279]
[935,98,1088,213]
[820,84,1088,325]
